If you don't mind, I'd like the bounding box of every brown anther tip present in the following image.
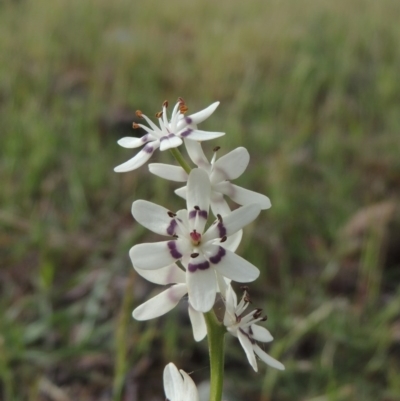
[179,105,188,114]
[136,110,143,118]
[167,211,177,217]
[213,146,221,152]
[194,206,200,210]
[261,316,268,321]
[178,97,185,104]
[132,122,140,129]
[155,111,163,118]
[163,100,169,108]
[172,234,179,239]
[217,214,223,223]
[240,285,249,291]
[220,235,227,243]
[191,253,199,258]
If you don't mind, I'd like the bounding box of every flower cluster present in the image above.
[115,99,284,400]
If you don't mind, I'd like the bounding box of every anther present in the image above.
[261,315,268,321]
[167,211,177,218]
[213,146,221,152]
[217,214,223,223]
[132,122,140,129]
[220,235,227,243]
[191,253,199,258]
[136,110,143,118]
[163,100,168,108]
[172,234,179,239]
[155,111,163,118]
[194,206,200,210]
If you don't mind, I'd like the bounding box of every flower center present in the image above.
[190,230,201,246]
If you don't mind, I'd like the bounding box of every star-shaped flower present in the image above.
[149,140,271,216]
[223,285,284,372]
[130,168,261,312]
[114,99,224,172]
[163,363,199,401]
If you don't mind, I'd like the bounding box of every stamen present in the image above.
[253,308,262,319]
[220,235,227,243]
[172,234,179,239]
[163,100,168,108]
[155,111,163,118]
[217,214,223,223]
[167,211,177,218]
[132,122,140,129]
[191,253,199,258]
[194,205,200,210]
[213,146,221,152]
[178,98,188,114]
[261,315,268,321]
[135,110,143,118]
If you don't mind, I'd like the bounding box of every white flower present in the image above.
[163,363,199,401]
[132,263,207,342]
[149,140,271,216]
[223,285,284,372]
[129,168,261,312]
[114,99,225,172]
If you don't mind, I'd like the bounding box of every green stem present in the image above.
[204,311,226,401]
[169,147,192,174]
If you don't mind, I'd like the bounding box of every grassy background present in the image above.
[1,0,400,400]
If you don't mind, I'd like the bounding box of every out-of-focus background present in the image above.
[1,0,400,400]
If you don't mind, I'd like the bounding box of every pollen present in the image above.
[135,110,143,118]
[132,122,140,129]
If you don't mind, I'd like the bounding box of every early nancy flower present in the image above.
[149,140,271,216]
[129,168,261,312]
[114,99,225,172]
[223,285,284,372]
[164,363,199,401]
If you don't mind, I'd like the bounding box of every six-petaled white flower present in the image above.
[149,140,271,216]
[163,363,199,401]
[223,285,284,372]
[114,99,225,172]
[129,168,261,312]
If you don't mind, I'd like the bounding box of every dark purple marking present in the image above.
[143,144,154,153]
[180,128,193,138]
[209,246,226,264]
[189,209,208,220]
[217,222,227,238]
[188,260,210,272]
[239,327,255,344]
[166,219,177,236]
[167,241,182,259]
[185,117,193,124]
[141,134,149,143]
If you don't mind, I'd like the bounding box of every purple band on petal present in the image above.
[188,260,210,272]
[189,209,208,220]
[160,134,176,142]
[167,241,182,259]
[239,327,256,344]
[141,134,149,143]
[166,219,177,236]
[209,246,226,264]
[217,222,227,238]
[143,143,154,153]
[185,117,192,124]
[180,128,193,138]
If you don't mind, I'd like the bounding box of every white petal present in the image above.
[129,240,187,270]
[203,203,260,242]
[238,330,258,372]
[216,272,231,298]
[149,163,188,182]
[208,246,260,282]
[210,191,231,217]
[134,263,185,285]
[184,139,210,171]
[184,101,220,126]
[186,258,217,312]
[175,186,187,200]
[223,284,238,321]
[253,344,285,370]
[164,363,184,401]
[187,169,210,233]
[222,230,242,253]
[216,182,271,209]
[132,200,178,236]
[181,129,225,141]
[211,147,250,182]
[132,284,188,320]
[117,135,152,149]
[159,135,183,151]
[188,304,207,342]
[251,325,273,343]
[180,370,200,401]
[114,142,159,172]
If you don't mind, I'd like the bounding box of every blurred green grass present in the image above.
[1,0,400,400]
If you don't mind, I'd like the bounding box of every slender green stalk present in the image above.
[204,311,226,401]
[169,147,192,174]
